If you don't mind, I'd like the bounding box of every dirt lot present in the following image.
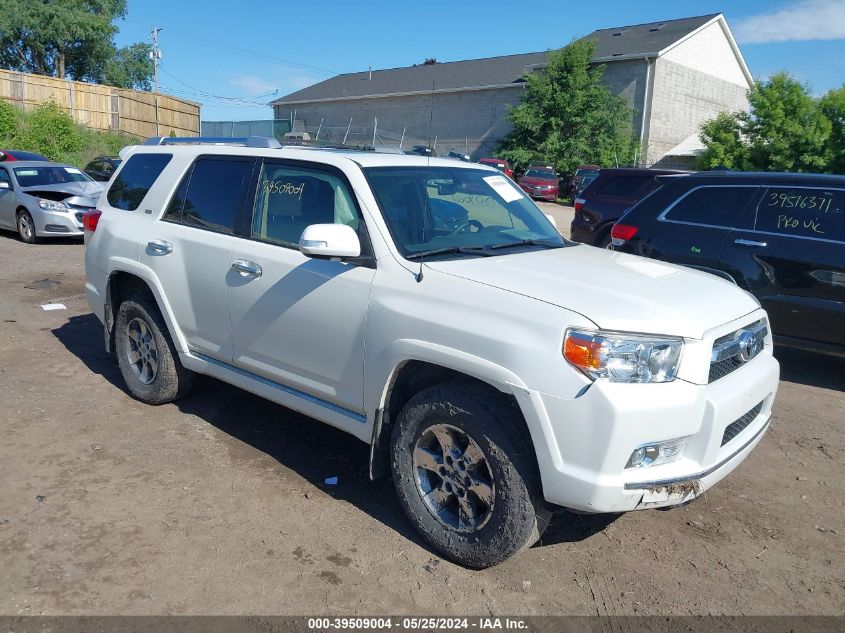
[0,229,842,616]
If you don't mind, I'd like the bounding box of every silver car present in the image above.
[0,161,104,243]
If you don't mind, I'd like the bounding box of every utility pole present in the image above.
[151,27,162,135]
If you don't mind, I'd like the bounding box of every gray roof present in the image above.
[587,13,718,58]
[272,13,720,105]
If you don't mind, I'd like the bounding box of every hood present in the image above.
[22,181,105,199]
[425,246,759,339]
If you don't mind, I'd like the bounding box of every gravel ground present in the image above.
[0,230,842,616]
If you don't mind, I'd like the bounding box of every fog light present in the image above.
[625,437,687,469]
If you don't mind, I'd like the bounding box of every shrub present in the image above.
[0,100,21,144]
[19,99,84,162]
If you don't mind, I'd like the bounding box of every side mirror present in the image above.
[0,181,9,190]
[300,224,361,259]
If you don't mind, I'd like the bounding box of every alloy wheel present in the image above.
[125,317,159,385]
[412,424,495,533]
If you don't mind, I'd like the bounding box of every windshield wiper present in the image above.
[488,239,564,250]
[405,246,495,260]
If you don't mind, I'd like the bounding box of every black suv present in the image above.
[570,168,686,247]
[613,171,845,357]
[84,156,122,181]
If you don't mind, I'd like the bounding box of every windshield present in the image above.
[575,169,599,178]
[14,165,92,187]
[524,169,555,179]
[364,166,567,258]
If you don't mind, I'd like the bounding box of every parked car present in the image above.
[518,164,559,201]
[478,158,513,178]
[446,149,471,162]
[0,149,50,162]
[570,167,686,247]
[408,145,436,157]
[612,171,845,358]
[567,165,600,197]
[84,156,122,182]
[0,161,104,243]
[84,137,778,568]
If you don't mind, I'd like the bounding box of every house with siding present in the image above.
[270,13,753,167]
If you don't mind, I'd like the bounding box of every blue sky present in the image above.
[114,0,845,122]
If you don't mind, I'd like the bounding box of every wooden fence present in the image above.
[0,68,200,137]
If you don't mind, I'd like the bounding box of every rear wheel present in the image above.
[390,382,550,569]
[17,210,37,244]
[115,294,194,404]
[596,231,613,249]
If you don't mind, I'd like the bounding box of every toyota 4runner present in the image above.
[84,137,780,568]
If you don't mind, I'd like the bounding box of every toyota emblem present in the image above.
[738,329,762,362]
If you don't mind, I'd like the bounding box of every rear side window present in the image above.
[107,153,172,211]
[664,186,757,228]
[163,156,255,235]
[596,175,651,197]
[756,187,844,241]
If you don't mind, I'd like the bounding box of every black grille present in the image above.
[721,401,764,446]
[709,356,744,383]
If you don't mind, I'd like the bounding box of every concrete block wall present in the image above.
[274,85,525,159]
[646,57,749,165]
[597,59,648,139]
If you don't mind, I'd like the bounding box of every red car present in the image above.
[518,164,559,201]
[478,158,513,178]
[0,149,49,162]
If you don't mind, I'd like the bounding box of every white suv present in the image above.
[84,137,779,568]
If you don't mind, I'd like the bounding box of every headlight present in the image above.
[563,329,683,383]
[38,199,68,212]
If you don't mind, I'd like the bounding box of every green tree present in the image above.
[497,39,638,176]
[698,72,831,172]
[103,42,154,90]
[0,0,152,89]
[819,85,845,174]
[697,112,751,170]
[745,73,830,172]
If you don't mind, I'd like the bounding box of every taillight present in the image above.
[82,209,102,232]
[610,223,638,244]
[574,197,585,212]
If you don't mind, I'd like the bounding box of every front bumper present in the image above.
[520,347,779,513]
[32,206,84,237]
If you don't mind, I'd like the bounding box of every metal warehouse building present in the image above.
[270,13,753,168]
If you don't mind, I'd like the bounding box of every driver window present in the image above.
[251,162,360,247]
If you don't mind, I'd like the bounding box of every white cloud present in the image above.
[230,75,278,96]
[734,0,845,44]
[230,70,322,100]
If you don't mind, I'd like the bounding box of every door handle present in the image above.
[734,238,767,248]
[147,239,173,255]
[232,259,262,277]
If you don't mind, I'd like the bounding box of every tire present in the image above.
[390,382,551,569]
[17,210,37,244]
[596,232,613,249]
[114,294,194,405]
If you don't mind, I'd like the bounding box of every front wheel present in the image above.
[390,383,550,569]
[17,210,37,244]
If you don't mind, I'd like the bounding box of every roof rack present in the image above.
[142,136,283,149]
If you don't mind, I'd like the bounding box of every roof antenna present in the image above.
[417,80,436,283]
